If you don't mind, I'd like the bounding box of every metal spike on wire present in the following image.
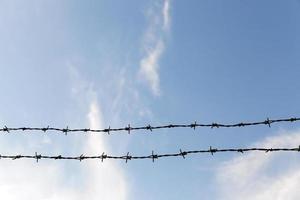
[1,146,300,162]
[0,117,299,135]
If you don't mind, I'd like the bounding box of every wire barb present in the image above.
[79,154,84,162]
[237,149,244,153]
[151,151,158,162]
[12,155,21,160]
[3,126,9,133]
[101,152,107,162]
[209,146,217,155]
[265,118,271,128]
[147,124,152,132]
[42,126,49,132]
[104,126,111,135]
[83,128,90,133]
[125,152,131,163]
[180,149,187,159]
[265,148,273,153]
[35,152,41,163]
[191,121,197,130]
[62,126,69,135]
[126,124,131,134]
[211,123,219,129]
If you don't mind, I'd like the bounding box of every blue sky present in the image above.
[0,0,300,199]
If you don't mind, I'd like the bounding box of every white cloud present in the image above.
[162,0,171,31]
[139,0,171,96]
[0,141,78,200]
[0,67,128,200]
[83,98,127,200]
[0,121,74,199]
[140,40,164,96]
[68,64,128,200]
[216,130,300,200]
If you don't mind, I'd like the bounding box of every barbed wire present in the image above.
[1,146,300,162]
[0,117,299,135]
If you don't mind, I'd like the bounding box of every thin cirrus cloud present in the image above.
[139,0,171,96]
[162,0,171,31]
[216,130,300,200]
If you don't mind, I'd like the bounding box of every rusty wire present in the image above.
[1,146,300,162]
[0,117,299,135]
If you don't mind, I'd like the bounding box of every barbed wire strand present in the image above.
[0,117,299,135]
[1,147,300,162]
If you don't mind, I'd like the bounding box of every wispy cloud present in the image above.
[83,98,127,200]
[0,160,77,200]
[216,130,300,200]
[68,65,128,199]
[162,0,171,31]
[0,66,128,200]
[0,121,126,200]
[139,0,171,96]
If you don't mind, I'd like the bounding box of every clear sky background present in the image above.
[0,0,300,199]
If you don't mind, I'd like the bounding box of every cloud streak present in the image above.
[162,0,171,31]
[216,130,300,200]
[83,98,127,200]
[69,64,128,199]
[139,0,171,96]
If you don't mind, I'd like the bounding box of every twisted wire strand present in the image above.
[0,117,299,135]
[1,147,300,162]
